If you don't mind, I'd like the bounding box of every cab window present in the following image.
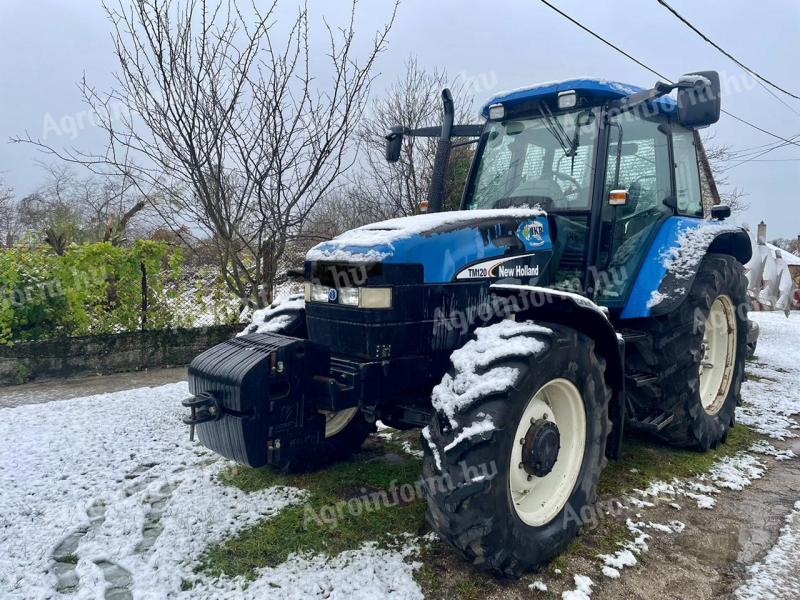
[672,126,704,217]
[595,111,673,303]
[467,108,598,211]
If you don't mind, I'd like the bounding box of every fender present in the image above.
[490,284,625,460]
[620,217,751,319]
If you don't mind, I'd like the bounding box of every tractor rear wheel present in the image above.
[626,253,748,450]
[422,321,611,578]
[245,295,373,470]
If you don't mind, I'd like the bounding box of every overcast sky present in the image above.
[1,0,798,238]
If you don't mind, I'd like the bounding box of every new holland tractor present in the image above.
[183,71,757,576]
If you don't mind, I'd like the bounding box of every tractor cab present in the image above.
[386,73,724,313]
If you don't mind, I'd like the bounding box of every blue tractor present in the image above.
[183,72,756,576]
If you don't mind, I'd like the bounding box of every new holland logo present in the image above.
[519,219,545,247]
[495,263,540,278]
[456,254,542,280]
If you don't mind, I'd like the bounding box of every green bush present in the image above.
[0,241,185,344]
[0,246,71,343]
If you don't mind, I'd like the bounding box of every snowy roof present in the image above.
[480,77,676,117]
[767,243,800,266]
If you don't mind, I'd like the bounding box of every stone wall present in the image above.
[0,325,241,385]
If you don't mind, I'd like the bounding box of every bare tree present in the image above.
[0,179,18,247]
[14,0,397,306]
[350,57,475,221]
[771,236,800,256]
[700,134,749,214]
[298,189,376,253]
[14,164,147,252]
[77,173,146,245]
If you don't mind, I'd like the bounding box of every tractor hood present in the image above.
[306,209,553,284]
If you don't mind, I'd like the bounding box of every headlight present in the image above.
[359,287,392,309]
[311,283,332,303]
[306,285,392,308]
[338,287,360,306]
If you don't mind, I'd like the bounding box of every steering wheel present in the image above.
[630,174,656,188]
[552,171,582,203]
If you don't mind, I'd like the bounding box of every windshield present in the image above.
[465,107,598,211]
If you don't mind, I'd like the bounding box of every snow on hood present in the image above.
[239,294,305,336]
[306,208,546,263]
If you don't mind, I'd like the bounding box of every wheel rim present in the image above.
[699,295,737,415]
[509,378,586,527]
[321,407,358,438]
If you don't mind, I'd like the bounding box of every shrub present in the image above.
[0,241,185,344]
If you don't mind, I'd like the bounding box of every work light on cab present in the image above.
[557,90,577,109]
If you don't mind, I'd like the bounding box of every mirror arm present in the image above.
[608,79,703,116]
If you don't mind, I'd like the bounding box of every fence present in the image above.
[0,241,245,345]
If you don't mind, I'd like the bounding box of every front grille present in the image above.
[306,262,423,287]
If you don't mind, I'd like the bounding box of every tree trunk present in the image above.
[260,239,276,307]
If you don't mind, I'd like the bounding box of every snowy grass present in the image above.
[200,443,426,580]
[598,425,760,499]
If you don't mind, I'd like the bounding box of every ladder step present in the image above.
[630,411,675,432]
[618,329,648,343]
[626,373,658,387]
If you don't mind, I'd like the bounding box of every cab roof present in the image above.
[480,77,677,118]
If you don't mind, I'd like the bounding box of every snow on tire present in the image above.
[422,320,611,578]
[240,293,307,337]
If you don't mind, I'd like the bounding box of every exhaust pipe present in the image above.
[426,88,454,213]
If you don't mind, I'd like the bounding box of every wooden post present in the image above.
[140,262,148,331]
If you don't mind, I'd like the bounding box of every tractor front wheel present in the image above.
[422,322,611,578]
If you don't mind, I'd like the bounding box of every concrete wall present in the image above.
[0,325,241,385]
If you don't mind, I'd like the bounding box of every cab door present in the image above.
[594,109,674,305]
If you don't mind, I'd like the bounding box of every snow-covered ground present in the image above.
[735,501,800,600]
[613,311,800,598]
[0,384,307,599]
[738,311,800,439]
[0,385,422,599]
[0,312,798,599]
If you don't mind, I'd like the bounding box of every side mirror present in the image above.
[711,205,731,220]
[677,71,721,128]
[385,126,404,163]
